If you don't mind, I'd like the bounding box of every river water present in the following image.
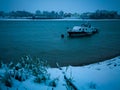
[0,19,120,66]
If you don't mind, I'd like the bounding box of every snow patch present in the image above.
[0,56,120,90]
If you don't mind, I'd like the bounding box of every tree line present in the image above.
[0,10,120,19]
[80,10,120,19]
[0,10,73,19]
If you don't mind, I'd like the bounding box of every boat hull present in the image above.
[67,23,98,37]
[68,31,93,37]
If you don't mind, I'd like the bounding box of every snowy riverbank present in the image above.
[0,56,120,90]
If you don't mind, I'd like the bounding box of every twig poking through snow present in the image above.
[56,62,78,90]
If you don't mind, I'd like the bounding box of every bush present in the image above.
[34,74,50,83]
[9,65,29,81]
[8,62,14,69]
[31,58,50,83]
[2,68,13,87]
[1,56,51,85]
[33,66,50,83]
[49,77,59,87]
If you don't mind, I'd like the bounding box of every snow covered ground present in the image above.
[0,56,120,90]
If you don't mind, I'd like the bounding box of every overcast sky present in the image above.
[0,0,120,13]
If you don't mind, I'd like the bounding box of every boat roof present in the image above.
[73,26,81,30]
[73,26,89,30]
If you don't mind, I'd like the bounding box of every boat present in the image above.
[67,23,98,37]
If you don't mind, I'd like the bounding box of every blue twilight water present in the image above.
[0,20,120,66]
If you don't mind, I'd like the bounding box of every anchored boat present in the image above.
[67,23,98,37]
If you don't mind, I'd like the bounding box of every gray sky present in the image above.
[0,0,120,13]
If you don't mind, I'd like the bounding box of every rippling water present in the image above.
[0,19,120,66]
